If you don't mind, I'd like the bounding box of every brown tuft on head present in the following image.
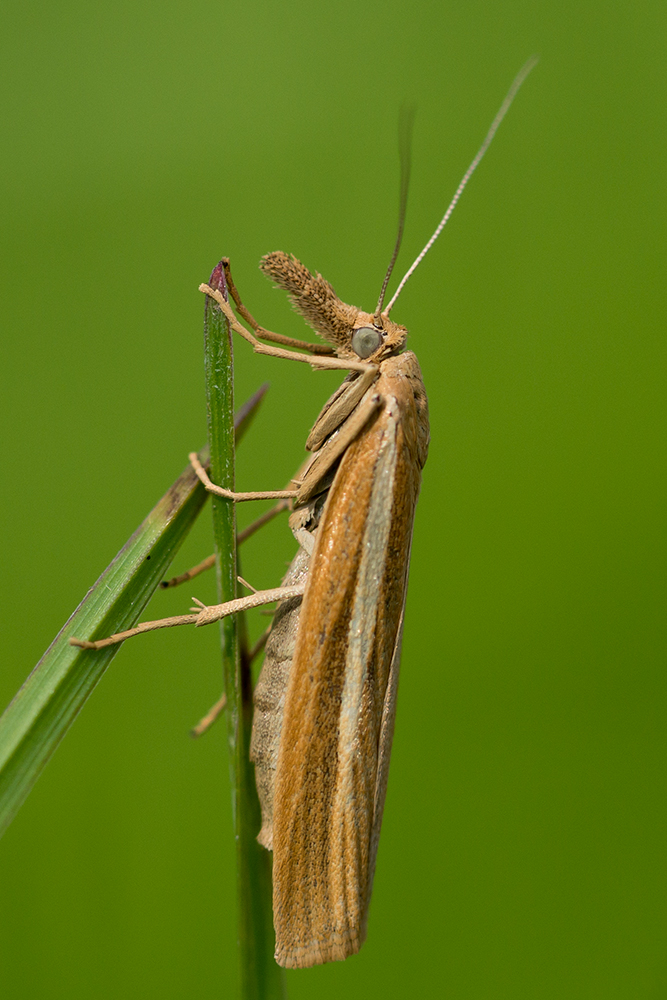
[260,252,360,355]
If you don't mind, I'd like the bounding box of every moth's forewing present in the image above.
[367,605,404,920]
[250,379,378,851]
[271,352,429,968]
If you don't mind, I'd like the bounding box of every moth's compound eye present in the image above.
[351,327,382,359]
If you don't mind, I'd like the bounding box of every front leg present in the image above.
[199,283,375,376]
[222,258,334,356]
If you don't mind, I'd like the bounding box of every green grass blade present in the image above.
[203,264,285,1000]
[0,387,266,839]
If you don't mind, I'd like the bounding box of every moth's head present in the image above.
[347,309,407,363]
[260,251,407,363]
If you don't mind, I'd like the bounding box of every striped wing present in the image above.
[271,359,427,968]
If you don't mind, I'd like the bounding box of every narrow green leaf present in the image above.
[0,387,266,838]
[203,264,285,999]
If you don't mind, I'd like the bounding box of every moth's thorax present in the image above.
[376,349,424,388]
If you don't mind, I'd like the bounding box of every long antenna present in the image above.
[375,104,416,321]
[384,56,538,315]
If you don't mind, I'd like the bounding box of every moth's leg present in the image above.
[190,692,227,738]
[162,446,316,590]
[296,392,384,503]
[69,582,306,650]
[190,452,298,501]
[200,283,374,376]
[222,258,334,357]
[160,554,216,590]
[247,625,272,663]
[160,497,292,589]
[174,583,270,739]
[163,456,314,589]
[306,367,380,451]
[189,633,269,738]
[195,584,307,626]
[292,527,316,556]
[190,620,272,738]
[237,497,292,542]
[240,613,272,674]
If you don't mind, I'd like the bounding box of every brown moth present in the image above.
[72,59,536,970]
[247,253,429,967]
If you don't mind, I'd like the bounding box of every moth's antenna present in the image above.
[375,104,416,323]
[384,56,538,315]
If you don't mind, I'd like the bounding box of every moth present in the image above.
[233,252,430,968]
[72,59,536,970]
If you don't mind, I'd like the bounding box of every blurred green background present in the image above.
[1,0,666,997]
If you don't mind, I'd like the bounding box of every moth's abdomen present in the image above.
[250,543,310,850]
